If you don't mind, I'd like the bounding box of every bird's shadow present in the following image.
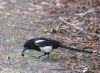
[30,55,66,62]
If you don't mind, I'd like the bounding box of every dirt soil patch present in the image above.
[0,0,100,73]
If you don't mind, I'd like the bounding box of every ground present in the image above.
[0,0,100,73]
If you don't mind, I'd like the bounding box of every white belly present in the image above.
[40,46,53,52]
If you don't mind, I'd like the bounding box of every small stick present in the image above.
[59,17,83,30]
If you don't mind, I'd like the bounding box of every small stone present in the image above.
[83,67,90,73]
[8,57,10,60]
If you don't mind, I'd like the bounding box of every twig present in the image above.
[59,17,83,30]
[75,7,95,17]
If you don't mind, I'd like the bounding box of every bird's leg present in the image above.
[46,52,50,59]
[38,54,46,58]
[38,52,50,59]
[40,52,55,61]
[21,48,27,56]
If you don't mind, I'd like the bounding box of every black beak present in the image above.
[21,48,26,57]
[21,53,24,56]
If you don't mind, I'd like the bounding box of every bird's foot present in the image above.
[40,55,55,62]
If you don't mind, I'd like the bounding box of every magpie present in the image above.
[21,37,92,58]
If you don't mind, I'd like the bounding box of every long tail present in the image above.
[60,45,93,53]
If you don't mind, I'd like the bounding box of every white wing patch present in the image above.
[35,40,45,44]
[40,46,53,52]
